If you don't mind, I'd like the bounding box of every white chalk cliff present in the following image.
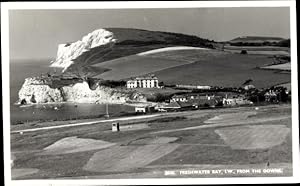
[50,29,117,72]
[18,77,146,104]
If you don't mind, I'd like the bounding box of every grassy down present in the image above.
[11,105,292,179]
[155,53,290,88]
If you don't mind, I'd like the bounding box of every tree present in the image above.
[158,81,164,87]
[241,50,248,54]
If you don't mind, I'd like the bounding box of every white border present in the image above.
[2,1,299,185]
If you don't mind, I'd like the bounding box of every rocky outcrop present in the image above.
[18,77,64,104]
[18,77,146,104]
[50,29,117,72]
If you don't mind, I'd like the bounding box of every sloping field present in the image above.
[94,55,188,80]
[261,62,291,71]
[41,136,115,155]
[94,48,225,80]
[84,143,179,172]
[93,48,210,80]
[154,54,291,88]
[61,28,214,76]
[92,46,290,88]
[141,47,224,62]
[215,125,290,149]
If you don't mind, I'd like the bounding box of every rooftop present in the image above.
[129,74,158,81]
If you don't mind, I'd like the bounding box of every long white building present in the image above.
[126,74,159,88]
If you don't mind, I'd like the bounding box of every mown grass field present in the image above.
[11,104,292,179]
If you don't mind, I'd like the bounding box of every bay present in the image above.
[9,59,134,124]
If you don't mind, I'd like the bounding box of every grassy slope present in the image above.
[62,28,290,88]
[64,28,213,78]
[154,53,290,88]
[90,48,290,88]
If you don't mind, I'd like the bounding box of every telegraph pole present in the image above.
[104,103,110,119]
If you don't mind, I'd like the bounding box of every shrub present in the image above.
[147,93,172,102]
[241,50,248,54]
[99,80,126,88]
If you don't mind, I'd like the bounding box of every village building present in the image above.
[170,93,216,103]
[170,95,188,102]
[222,97,253,106]
[264,90,279,102]
[135,105,155,113]
[156,102,181,112]
[168,93,223,109]
[126,74,159,88]
[244,84,256,90]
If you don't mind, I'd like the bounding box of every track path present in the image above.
[11,114,162,134]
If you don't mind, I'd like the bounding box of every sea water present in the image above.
[9,59,134,124]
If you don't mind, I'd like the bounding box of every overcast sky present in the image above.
[9,7,290,60]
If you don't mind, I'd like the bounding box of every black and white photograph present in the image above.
[2,1,299,185]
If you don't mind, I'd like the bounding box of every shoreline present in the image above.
[11,101,149,125]
[11,108,137,126]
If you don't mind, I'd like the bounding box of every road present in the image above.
[11,113,163,134]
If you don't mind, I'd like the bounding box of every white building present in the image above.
[127,74,159,88]
[135,105,155,113]
[222,98,253,106]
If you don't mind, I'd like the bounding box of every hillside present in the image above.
[229,36,285,44]
[51,28,215,78]
[90,45,290,88]
[50,28,291,89]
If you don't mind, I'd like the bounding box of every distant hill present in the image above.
[230,36,285,43]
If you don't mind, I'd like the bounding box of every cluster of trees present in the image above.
[99,80,127,88]
[191,87,243,94]
[277,39,291,47]
[245,86,290,103]
[147,93,173,103]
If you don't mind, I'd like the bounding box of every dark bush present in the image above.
[99,80,126,88]
[147,93,172,102]
[241,50,248,54]
[277,39,290,47]
[158,81,165,87]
